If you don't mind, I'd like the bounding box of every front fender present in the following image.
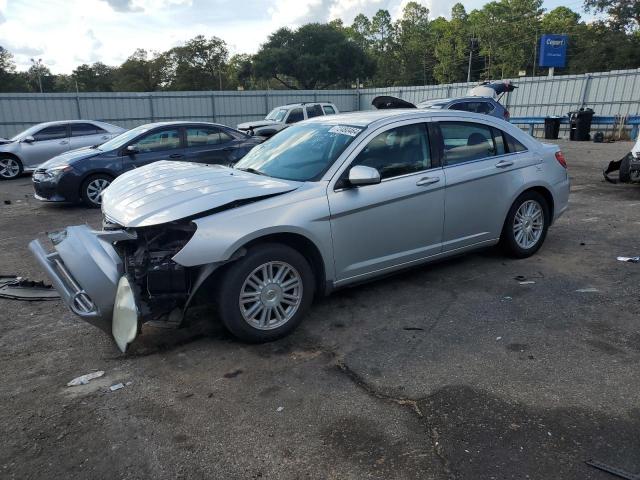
[171,185,335,281]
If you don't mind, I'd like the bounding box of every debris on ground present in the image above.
[67,371,105,387]
[276,406,284,412]
[3,200,11,205]
[223,369,243,378]
[502,296,512,301]
[109,383,125,392]
[403,327,424,331]
[586,459,640,480]
[0,275,59,301]
[519,281,536,285]
[576,288,599,293]
[617,256,640,263]
[496,336,503,341]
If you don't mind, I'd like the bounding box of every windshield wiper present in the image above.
[236,167,268,177]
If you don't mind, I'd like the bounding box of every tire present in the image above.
[0,156,23,180]
[500,191,550,259]
[215,243,315,342]
[619,154,632,183]
[80,174,113,208]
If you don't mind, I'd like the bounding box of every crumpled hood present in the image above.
[102,161,301,228]
[39,147,102,169]
[237,120,279,130]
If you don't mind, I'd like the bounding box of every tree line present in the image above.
[0,0,638,93]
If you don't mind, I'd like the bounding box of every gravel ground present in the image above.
[1,139,639,480]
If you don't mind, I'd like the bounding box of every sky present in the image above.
[0,0,591,74]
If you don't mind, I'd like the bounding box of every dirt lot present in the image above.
[1,139,639,480]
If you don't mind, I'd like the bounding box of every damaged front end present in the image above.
[29,219,201,352]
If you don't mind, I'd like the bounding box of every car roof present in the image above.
[305,108,508,128]
[420,96,498,105]
[135,121,229,129]
[278,102,335,108]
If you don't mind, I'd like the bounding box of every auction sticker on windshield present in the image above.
[329,125,363,137]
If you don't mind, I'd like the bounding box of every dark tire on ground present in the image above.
[80,173,113,208]
[215,243,315,343]
[619,154,632,183]
[500,190,550,259]
[0,156,24,180]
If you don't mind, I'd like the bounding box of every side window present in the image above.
[305,104,324,118]
[323,105,336,115]
[286,108,304,124]
[477,102,495,114]
[450,102,471,112]
[491,127,506,155]
[186,127,233,147]
[505,132,527,153]
[351,123,431,180]
[70,123,106,137]
[134,129,181,153]
[440,122,496,166]
[33,125,67,141]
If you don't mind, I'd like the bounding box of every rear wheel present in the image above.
[81,174,112,208]
[215,243,315,342]
[500,191,550,258]
[619,154,632,183]
[0,157,23,180]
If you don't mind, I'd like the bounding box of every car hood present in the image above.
[40,147,102,169]
[0,137,13,145]
[237,120,280,130]
[101,160,301,228]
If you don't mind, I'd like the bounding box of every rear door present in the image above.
[182,125,240,166]
[328,120,445,283]
[285,107,304,124]
[305,104,324,119]
[25,124,71,165]
[437,120,537,251]
[68,122,111,150]
[122,127,183,171]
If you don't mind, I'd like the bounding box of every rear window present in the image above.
[323,105,336,115]
[70,123,106,137]
[306,104,324,118]
[286,108,304,124]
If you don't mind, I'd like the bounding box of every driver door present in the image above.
[122,127,184,171]
[328,121,445,283]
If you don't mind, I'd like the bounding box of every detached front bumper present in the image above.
[29,225,138,351]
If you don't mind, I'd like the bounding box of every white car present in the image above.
[237,102,339,137]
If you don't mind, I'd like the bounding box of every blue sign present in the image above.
[539,34,568,68]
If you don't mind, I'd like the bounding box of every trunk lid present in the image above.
[102,161,300,228]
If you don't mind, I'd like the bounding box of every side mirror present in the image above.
[348,165,381,187]
[23,135,35,143]
[126,145,138,154]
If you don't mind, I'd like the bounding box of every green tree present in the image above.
[253,23,374,89]
[163,35,229,90]
[73,62,115,92]
[395,2,433,85]
[584,0,640,31]
[113,49,164,91]
[0,46,29,92]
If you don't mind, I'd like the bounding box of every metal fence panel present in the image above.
[1,68,639,138]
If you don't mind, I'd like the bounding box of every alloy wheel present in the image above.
[239,261,303,330]
[0,158,20,179]
[513,199,544,249]
[86,178,110,205]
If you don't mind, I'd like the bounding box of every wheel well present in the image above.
[241,233,327,296]
[526,186,554,221]
[0,152,22,164]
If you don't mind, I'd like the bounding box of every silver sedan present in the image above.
[30,110,569,352]
[0,120,124,179]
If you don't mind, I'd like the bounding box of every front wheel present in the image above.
[215,243,315,342]
[81,174,112,208]
[0,157,23,180]
[500,191,550,258]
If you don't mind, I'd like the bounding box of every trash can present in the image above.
[568,108,594,141]
[544,117,561,139]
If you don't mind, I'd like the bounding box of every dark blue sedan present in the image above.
[33,121,262,207]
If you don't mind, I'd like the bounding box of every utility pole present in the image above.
[533,31,538,77]
[30,58,44,93]
[467,38,476,83]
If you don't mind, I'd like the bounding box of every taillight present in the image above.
[503,109,510,120]
[555,151,567,168]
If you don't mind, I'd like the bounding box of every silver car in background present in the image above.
[30,110,569,352]
[0,120,125,179]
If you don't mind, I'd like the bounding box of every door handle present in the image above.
[416,176,440,186]
[495,160,514,168]
[101,136,108,140]
[60,140,69,145]
[169,153,184,159]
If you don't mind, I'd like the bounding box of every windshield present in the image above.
[234,123,363,181]
[265,108,288,122]
[96,124,151,151]
[10,124,46,141]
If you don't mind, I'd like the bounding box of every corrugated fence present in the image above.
[1,68,639,138]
